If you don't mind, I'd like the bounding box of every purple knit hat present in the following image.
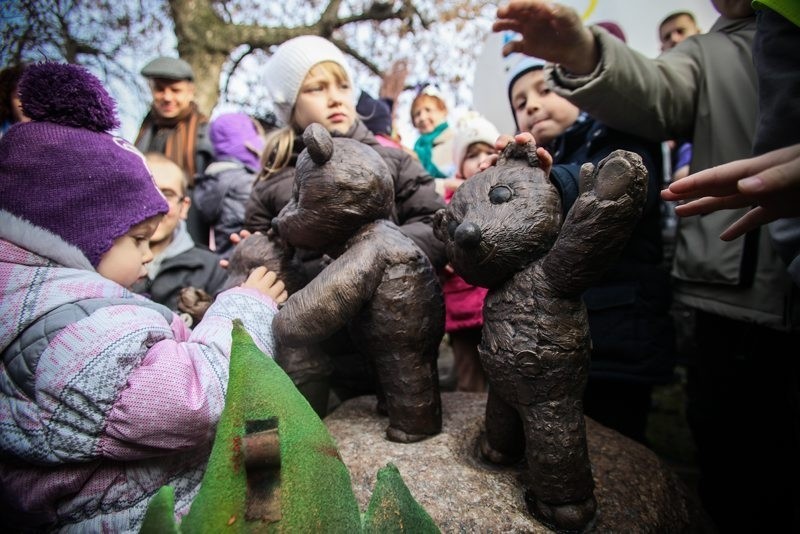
[0,62,168,267]
[209,112,265,170]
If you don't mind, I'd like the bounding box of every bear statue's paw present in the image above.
[479,433,524,465]
[592,150,643,202]
[385,425,438,443]
[525,490,597,533]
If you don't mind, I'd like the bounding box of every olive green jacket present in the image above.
[546,17,799,330]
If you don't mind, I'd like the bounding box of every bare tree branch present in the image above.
[331,38,381,76]
[222,45,255,98]
[3,0,473,117]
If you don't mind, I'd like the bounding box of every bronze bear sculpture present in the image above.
[224,232,334,417]
[271,123,444,443]
[435,139,646,531]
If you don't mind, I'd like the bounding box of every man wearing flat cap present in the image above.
[135,56,214,246]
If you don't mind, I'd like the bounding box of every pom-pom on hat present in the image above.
[452,111,501,169]
[0,62,169,267]
[595,21,627,43]
[263,35,355,125]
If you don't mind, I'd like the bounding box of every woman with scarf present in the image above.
[411,85,456,191]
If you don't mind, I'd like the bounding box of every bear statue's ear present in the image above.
[303,123,334,165]
[498,137,539,168]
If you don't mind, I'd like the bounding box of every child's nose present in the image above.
[142,245,154,264]
[329,88,344,104]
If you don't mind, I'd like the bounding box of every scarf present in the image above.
[413,122,449,178]
[135,102,207,183]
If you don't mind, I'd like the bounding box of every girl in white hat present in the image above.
[244,35,446,401]
[246,35,446,275]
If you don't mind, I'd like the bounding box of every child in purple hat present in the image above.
[194,112,266,257]
[0,62,287,531]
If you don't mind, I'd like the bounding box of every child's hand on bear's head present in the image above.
[242,266,288,304]
[480,133,553,176]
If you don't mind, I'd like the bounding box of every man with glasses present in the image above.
[131,153,227,326]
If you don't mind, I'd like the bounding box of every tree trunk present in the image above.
[169,0,229,114]
[185,49,227,115]
[167,0,421,115]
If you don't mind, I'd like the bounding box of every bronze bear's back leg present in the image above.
[274,341,333,418]
[372,348,442,443]
[520,398,596,532]
[480,390,525,464]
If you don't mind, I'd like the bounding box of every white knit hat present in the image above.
[452,111,501,169]
[263,35,355,125]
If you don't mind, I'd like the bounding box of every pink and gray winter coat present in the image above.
[0,210,279,532]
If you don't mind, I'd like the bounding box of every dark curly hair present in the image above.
[0,64,27,125]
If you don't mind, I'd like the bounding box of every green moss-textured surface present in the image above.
[363,463,440,533]
[179,322,361,533]
[140,486,180,534]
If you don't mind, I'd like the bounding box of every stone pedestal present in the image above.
[325,392,708,532]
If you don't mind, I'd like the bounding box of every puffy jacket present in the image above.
[194,159,256,257]
[0,210,278,532]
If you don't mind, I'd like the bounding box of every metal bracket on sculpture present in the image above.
[243,419,281,523]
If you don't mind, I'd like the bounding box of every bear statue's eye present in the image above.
[489,185,513,204]
[447,219,459,239]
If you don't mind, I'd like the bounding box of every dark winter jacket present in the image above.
[548,115,675,384]
[194,158,256,258]
[244,120,447,275]
[132,242,228,313]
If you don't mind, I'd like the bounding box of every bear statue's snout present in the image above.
[454,222,482,248]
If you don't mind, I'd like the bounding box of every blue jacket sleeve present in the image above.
[549,163,581,217]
